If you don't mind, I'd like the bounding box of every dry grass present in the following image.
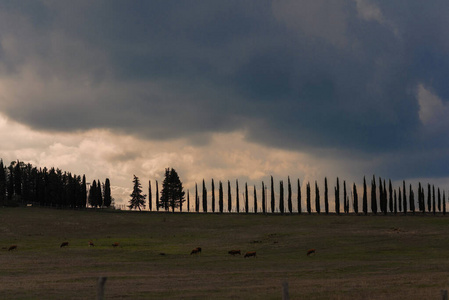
[1,207,449,299]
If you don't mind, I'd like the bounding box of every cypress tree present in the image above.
[88,180,97,207]
[202,179,207,213]
[262,182,266,214]
[228,180,232,213]
[410,184,415,214]
[287,177,292,214]
[0,159,5,206]
[82,175,87,208]
[378,177,383,214]
[324,177,329,214]
[279,180,284,214]
[103,178,111,207]
[148,180,152,211]
[427,184,432,212]
[219,181,223,213]
[245,182,249,213]
[236,180,239,213]
[438,187,441,212]
[371,176,377,214]
[156,180,159,211]
[388,179,393,213]
[195,183,199,212]
[343,180,347,214]
[432,185,436,215]
[363,176,368,215]
[187,190,190,212]
[335,177,340,214]
[271,176,275,213]
[353,183,358,214]
[297,179,302,214]
[306,182,311,214]
[253,185,257,214]
[418,182,423,212]
[402,181,407,215]
[315,181,320,214]
[97,179,103,207]
[398,187,402,213]
[383,179,387,215]
[211,179,215,213]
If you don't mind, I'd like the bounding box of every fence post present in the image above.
[442,290,448,300]
[282,281,289,300]
[97,277,107,300]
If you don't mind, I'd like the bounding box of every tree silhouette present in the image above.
[371,176,377,214]
[148,180,152,211]
[160,168,185,212]
[402,181,407,215]
[315,181,320,214]
[335,178,340,214]
[287,177,292,214]
[128,175,146,211]
[324,177,329,214]
[306,182,311,214]
[253,185,257,214]
[279,180,284,214]
[195,183,199,212]
[103,178,112,207]
[236,180,239,213]
[228,180,232,213]
[202,179,207,213]
[297,179,301,214]
[156,180,159,211]
[262,182,266,214]
[363,177,367,215]
[211,179,215,213]
[271,176,275,213]
[219,181,224,213]
[245,182,249,213]
[353,183,358,214]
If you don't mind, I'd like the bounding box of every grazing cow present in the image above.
[8,245,17,251]
[307,249,316,256]
[244,251,256,258]
[112,242,120,247]
[228,250,241,256]
[88,241,95,247]
[60,242,69,248]
[190,247,202,255]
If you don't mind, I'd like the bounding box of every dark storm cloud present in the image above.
[1,0,449,178]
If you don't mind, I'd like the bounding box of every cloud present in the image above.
[0,0,449,185]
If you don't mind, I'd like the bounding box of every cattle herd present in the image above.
[3,243,317,258]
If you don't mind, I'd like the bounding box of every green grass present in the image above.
[1,207,449,299]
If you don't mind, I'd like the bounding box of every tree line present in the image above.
[0,159,112,208]
[139,170,447,215]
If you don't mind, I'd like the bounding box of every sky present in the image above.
[1,0,449,207]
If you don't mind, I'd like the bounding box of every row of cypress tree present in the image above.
[147,175,446,215]
[0,159,112,208]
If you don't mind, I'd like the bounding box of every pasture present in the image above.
[1,207,449,299]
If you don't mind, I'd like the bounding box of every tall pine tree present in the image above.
[128,175,146,211]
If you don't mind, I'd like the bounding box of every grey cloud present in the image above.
[1,1,449,179]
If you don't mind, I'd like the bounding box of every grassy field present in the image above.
[1,207,449,299]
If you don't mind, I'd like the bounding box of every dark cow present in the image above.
[8,245,17,251]
[228,250,241,256]
[244,251,256,258]
[60,242,69,248]
[307,249,316,256]
[112,242,120,247]
[89,241,95,247]
[190,247,202,255]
